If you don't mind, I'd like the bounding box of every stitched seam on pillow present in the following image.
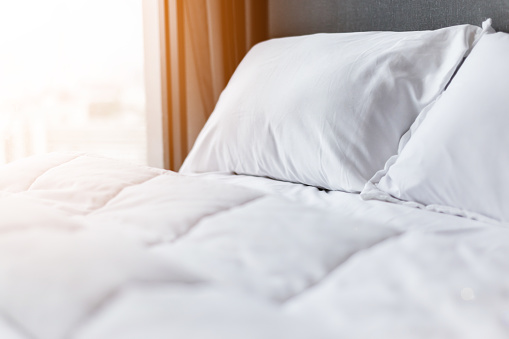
[364,184,501,225]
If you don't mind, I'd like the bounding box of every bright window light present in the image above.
[0,0,147,165]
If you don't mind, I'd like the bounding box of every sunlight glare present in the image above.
[0,0,146,164]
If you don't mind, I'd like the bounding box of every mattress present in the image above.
[0,153,508,339]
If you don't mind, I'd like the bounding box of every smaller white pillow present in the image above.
[181,24,483,192]
[361,28,509,224]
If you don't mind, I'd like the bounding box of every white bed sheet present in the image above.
[0,154,507,339]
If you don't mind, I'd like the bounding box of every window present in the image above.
[0,0,147,165]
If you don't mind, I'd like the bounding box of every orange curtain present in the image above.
[164,0,268,170]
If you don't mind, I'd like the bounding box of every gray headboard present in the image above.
[268,0,509,38]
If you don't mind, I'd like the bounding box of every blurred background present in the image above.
[0,0,147,165]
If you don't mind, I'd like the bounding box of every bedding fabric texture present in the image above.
[361,29,509,224]
[181,23,485,192]
[1,153,509,339]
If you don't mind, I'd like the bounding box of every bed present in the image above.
[3,1,509,339]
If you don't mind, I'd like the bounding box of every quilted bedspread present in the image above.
[0,153,508,339]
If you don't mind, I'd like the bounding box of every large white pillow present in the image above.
[181,24,484,192]
[361,29,509,223]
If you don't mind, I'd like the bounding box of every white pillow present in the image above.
[361,29,509,223]
[181,24,483,192]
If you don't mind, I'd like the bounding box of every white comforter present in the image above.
[0,153,508,339]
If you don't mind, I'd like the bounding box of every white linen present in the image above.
[180,24,483,192]
[361,31,509,224]
[0,153,508,339]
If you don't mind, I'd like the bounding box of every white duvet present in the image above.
[0,153,508,339]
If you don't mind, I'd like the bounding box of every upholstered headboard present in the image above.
[268,0,509,38]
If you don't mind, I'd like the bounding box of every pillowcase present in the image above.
[361,29,509,223]
[181,23,484,192]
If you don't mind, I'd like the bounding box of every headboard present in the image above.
[268,0,509,38]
